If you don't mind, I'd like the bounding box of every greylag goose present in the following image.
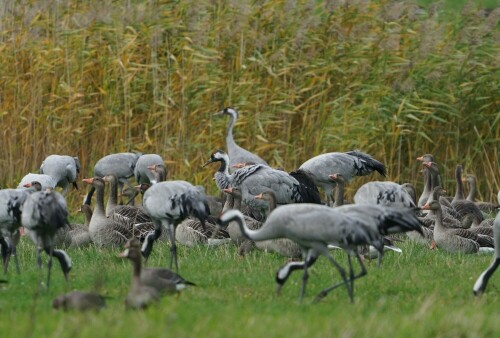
[299,150,386,205]
[463,174,500,214]
[422,199,493,254]
[176,215,230,247]
[21,189,71,288]
[141,181,210,271]
[215,107,268,168]
[53,291,106,311]
[118,238,194,308]
[52,204,93,249]
[40,155,81,194]
[82,177,132,247]
[473,206,500,295]
[450,165,484,226]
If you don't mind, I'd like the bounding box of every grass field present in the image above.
[0,232,498,337]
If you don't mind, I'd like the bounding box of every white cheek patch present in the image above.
[56,249,72,269]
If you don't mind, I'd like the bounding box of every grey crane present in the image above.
[473,206,500,295]
[203,149,321,219]
[141,181,210,271]
[299,150,386,205]
[40,155,81,194]
[218,205,422,302]
[18,173,56,191]
[353,181,416,208]
[21,189,72,288]
[134,154,165,184]
[83,152,141,205]
[214,107,268,168]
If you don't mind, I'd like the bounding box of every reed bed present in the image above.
[0,0,498,210]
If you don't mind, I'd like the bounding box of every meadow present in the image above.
[0,0,499,337]
[0,234,498,337]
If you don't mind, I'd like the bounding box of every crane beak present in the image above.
[214,110,225,116]
[275,284,283,296]
[202,159,214,167]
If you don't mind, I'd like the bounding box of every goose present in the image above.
[102,174,151,223]
[118,242,160,309]
[418,162,432,207]
[215,107,268,168]
[52,291,106,311]
[51,204,93,249]
[299,150,386,205]
[141,181,210,271]
[176,215,231,247]
[119,238,195,295]
[40,155,81,194]
[134,154,165,184]
[82,177,132,247]
[17,173,56,191]
[422,198,493,254]
[416,154,435,163]
[473,207,500,295]
[450,165,484,226]
[204,150,321,219]
[21,189,72,288]
[84,152,141,205]
[463,174,500,214]
[218,205,422,302]
[125,164,168,205]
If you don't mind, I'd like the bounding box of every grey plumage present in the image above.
[473,207,500,295]
[17,173,56,191]
[299,150,386,204]
[40,155,80,194]
[84,152,141,205]
[134,154,165,184]
[142,181,210,271]
[353,181,416,208]
[215,107,268,168]
[21,189,72,288]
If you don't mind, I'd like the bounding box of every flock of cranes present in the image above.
[0,107,499,309]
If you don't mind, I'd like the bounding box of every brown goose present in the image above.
[53,204,93,249]
[176,215,230,247]
[463,174,500,214]
[119,238,195,294]
[53,291,106,311]
[423,199,493,254]
[82,177,132,247]
[450,166,484,226]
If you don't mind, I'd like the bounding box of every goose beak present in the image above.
[147,164,156,171]
[82,178,94,184]
[416,156,423,161]
[328,174,337,180]
[421,203,430,210]
[255,193,263,200]
[23,183,32,188]
[232,163,245,169]
[223,187,233,194]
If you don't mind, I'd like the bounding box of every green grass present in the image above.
[1,236,498,337]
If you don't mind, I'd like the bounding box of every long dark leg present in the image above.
[314,253,367,303]
[46,247,53,289]
[167,225,178,272]
[317,251,353,302]
[12,243,20,274]
[298,251,317,302]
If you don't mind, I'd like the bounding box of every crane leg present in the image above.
[12,243,20,274]
[46,247,53,289]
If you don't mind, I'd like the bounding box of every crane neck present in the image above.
[234,212,279,241]
[226,112,237,149]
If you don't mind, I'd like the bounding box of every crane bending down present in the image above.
[142,181,210,271]
[218,205,422,302]
[299,151,386,204]
[21,189,72,288]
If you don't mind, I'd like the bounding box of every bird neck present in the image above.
[226,112,237,148]
[234,213,279,241]
[130,256,143,291]
[94,184,106,216]
[333,181,344,207]
[466,178,477,202]
[454,167,464,201]
[421,167,431,197]
[106,178,119,212]
[83,207,92,227]
[432,206,444,232]
[222,194,234,213]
